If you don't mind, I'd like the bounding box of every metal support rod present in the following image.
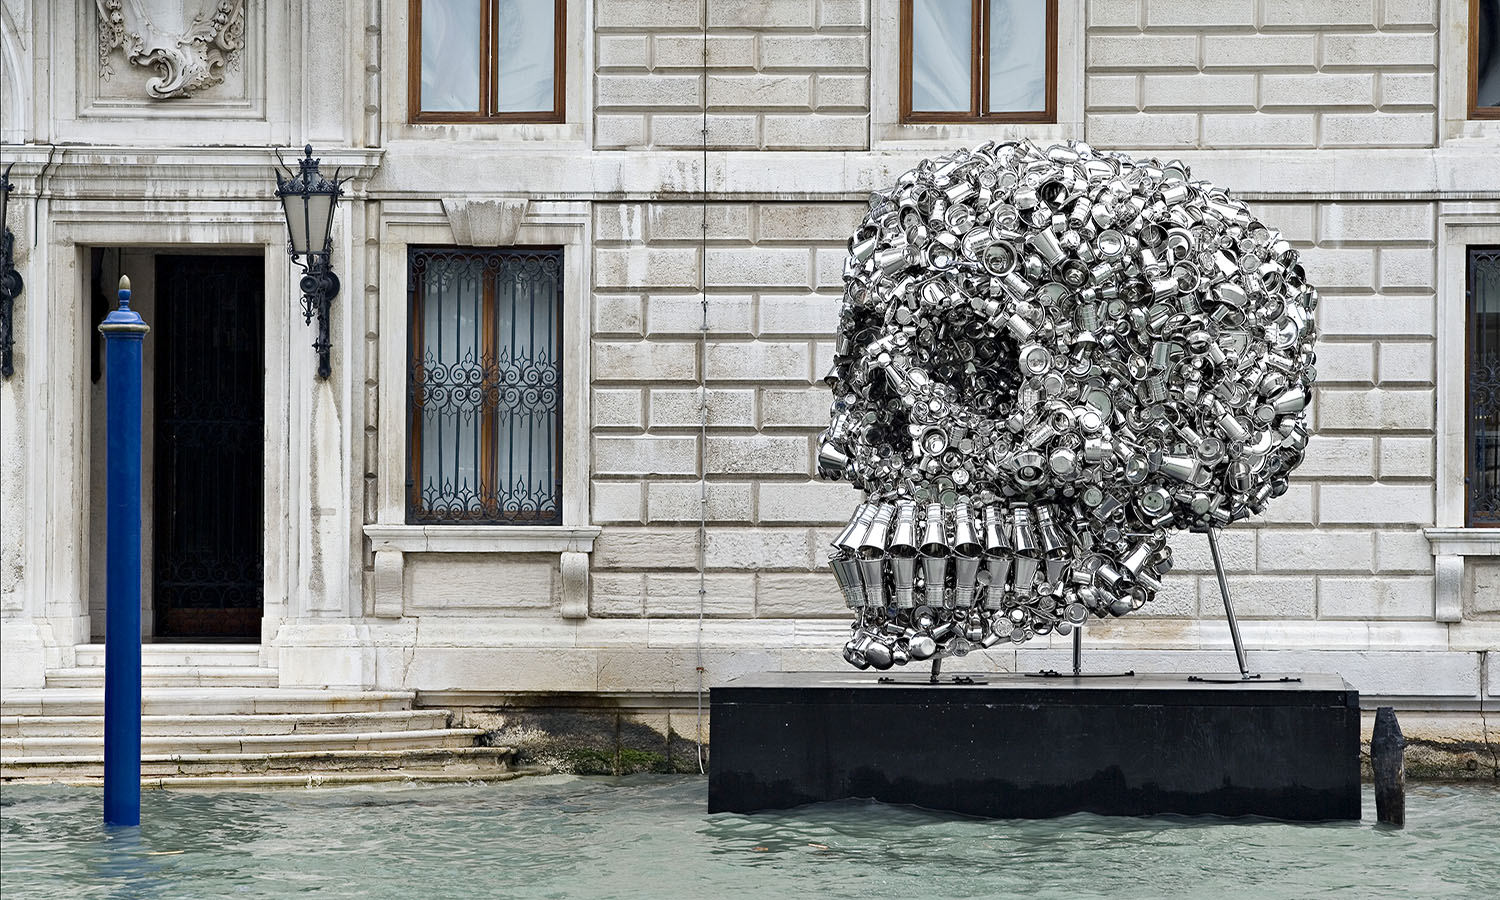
[300,259,338,381]
[929,656,942,684]
[1206,527,1250,678]
[99,276,147,827]
[1072,625,1082,676]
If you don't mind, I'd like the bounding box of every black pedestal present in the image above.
[708,672,1360,821]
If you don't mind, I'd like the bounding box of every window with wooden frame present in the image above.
[1473,0,1500,118]
[409,0,565,123]
[407,247,564,525]
[1467,246,1500,527]
[900,0,1057,123]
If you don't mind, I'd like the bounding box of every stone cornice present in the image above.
[0,143,1497,202]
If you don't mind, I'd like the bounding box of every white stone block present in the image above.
[1322,33,1436,67]
[1258,529,1374,572]
[759,293,840,335]
[708,74,813,108]
[1321,203,1434,244]
[1168,528,1256,573]
[648,203,753,241]
[1084,113,1197,148]
[1087,0,1140,27]
[650,114,760,149]
[647,481,754,522]
[1319,576,1433,619]
[590,573,646,617]
[1319,483,1433,526]
[762,114,867,150]
[597,0,702,28]
[1145,0,1255,26]
[1202,34,1315,68]
[817,0,867,27]
[704,527,814,569]
[592,481,645,524]
[1317,296,1432,337]
[1143,74,1255,108]
[594,436,699,476]
[1374,530,1433,573]
[1377,436,1433,478]
[705,247,809,288]
[708,0,816,28]
[1202,113,1317,148]
[1201,574,1316,618]
[649,387,755,426]
[592,341,698,381]
[1380,0,1438,27]
[757,202,864,242]
[761,35,866,68]
[706,435,809,475]
[704,340,811,381]
[1316,388,1434,431]
[1321,113,1435,148]
[595,247,701,289]
[594,294,645,336]
[1378,72,1437,107]
[597,74,703,109]
[593,388,646,428]
[594,115,647,148]
[653,35,757,69]
[598,35,651,69]
[760,387,832,427]
[1379,247,1434,289]
[1261,0,1375,26]
[1088,35,1198,68]
[1299,247,1374,289]
[757,480,861,523]
[756,572,843,617]
[1261,73,1374,108]
[592,527,700,569]
[1313,341,1375,384]
[1377,341,1434,383]
[1299,435,1375,478]
[647,294,754,336]
[644,573,756,617]
[1087,75,1139,110]
[815,74,869,109]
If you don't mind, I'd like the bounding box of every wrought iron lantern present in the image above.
[0,161,22,378]
[274,145,343,380]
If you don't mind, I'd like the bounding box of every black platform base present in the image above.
[708,672,1360,821]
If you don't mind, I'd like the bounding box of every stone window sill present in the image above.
[364,524,600,555]
[1423,528,1500,623]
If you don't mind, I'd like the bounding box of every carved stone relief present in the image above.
[96,0,245,99]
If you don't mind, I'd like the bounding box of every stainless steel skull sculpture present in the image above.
[819,141,1319,670]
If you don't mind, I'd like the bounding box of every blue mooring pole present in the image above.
[100,275,147,827]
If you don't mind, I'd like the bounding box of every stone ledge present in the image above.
[364,524,601,554]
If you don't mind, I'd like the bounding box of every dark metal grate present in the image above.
[1468,246,1500,526]
[152,255,265,638]
[406,247,563,525]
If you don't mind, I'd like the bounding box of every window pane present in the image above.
[415,254,485,517]
[409,249,563,525]
[492,254,563,521]
[495,0,556,113]
[911,0,973,112]
[1470,247,1500,525]
[420,0,481,112]
[988,0,1047,113]
[1479,0,1500,108]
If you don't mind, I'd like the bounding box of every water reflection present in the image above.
[2,779,1497,900]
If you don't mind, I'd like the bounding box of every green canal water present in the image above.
[2,777,1497,899]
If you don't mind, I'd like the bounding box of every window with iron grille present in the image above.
[407,247,563,525]
[901,0,1057,123]
[1469,246,1500,526]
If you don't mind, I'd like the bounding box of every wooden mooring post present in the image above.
[1372,706,1405,827]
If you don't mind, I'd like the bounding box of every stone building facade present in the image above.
[1,1,1496,725]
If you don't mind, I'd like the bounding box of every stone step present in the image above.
[45,667,282,689]
[2,727,484,758]
[1,688,416,717]
[73,644,263,668]
[0,710,452,738]
[2,746,515,781]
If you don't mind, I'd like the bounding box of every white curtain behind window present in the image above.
[495,0,557,112]
[912,0,972,112]
[988,0,1047,112]
[421,0,482,111]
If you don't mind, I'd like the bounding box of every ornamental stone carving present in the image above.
[96,0,246,99]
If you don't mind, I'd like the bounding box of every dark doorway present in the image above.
[153,255,265,640]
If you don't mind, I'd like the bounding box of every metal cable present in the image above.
[694,5,709,776]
